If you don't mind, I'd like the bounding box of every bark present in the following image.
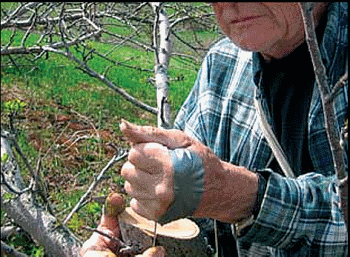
[1,134,82,257]
[151,2,172,129]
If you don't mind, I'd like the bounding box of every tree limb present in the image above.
[1,134,82,257]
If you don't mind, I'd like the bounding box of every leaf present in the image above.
[86,202,101,214]
[67,213,84,230]
[3,192,15,201]
[32,246,45,257]
[3,99,26,112]
[2,153,10,163]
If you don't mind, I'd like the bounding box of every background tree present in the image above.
[1,2,222,256]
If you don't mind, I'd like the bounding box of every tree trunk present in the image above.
[151,2,172,129]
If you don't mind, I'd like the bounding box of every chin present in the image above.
[229,39,273,53]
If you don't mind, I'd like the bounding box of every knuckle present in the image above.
[128,147,139,163]
[120,162,133,178]
[124,181,132,194]
[156,185,174,205]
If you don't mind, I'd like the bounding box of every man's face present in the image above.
[212,2,306,59]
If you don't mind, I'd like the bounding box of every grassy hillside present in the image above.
[1,2,223,255]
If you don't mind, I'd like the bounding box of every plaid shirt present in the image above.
[174,2,348,256]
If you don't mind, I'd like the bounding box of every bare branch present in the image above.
[151,3,172,128]
[63,149,128,225]
[326,70,348,104]
[1,30,101,55]
[42,46,158,114]
[299,2,347,179]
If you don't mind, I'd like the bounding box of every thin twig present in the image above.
[7,133,35,177]
[82,226,138,255]
[326,70,348,104]
[82,226,126,247]
[42,46,158,114]
[151,2,161,65]
[63,149,128,225]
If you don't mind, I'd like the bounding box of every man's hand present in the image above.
[79,194,123,257]
[120,120,259,224]
[80,193,166,257]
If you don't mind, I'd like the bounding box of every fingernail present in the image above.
[105,193,126,217]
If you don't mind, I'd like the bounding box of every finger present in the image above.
[130,198,164,221]
[120,119,193,149]
[121,161,174,208]
[82,250,117,257]
[124,181,157,200]
[79,194,125,257]
[101,194,123,229]
[121,162,155,186]
[128,143,172,174]
[121,162,160,194]
[135,246,166,257]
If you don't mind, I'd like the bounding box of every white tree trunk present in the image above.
[1,135,82,257]
[151,2,172,129]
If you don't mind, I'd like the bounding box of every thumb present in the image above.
[104,193,126,217]
[100,193,126,229]
[135,246,166,257]
[79,194,125,257]
[120,119,192,149]
[82,251,117,257]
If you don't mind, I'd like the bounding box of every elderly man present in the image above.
[81,2,348,256]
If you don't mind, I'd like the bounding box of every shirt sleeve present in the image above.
[240,169,348,255]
